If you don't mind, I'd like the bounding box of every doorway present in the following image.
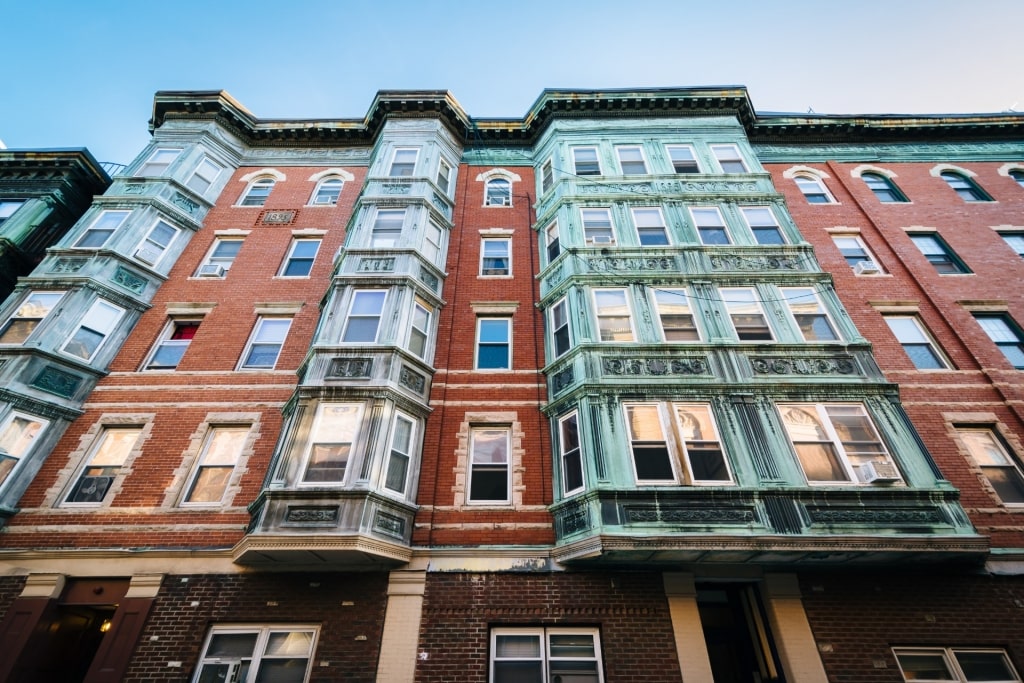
[697,583,785,683]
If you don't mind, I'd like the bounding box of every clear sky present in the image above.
[2,0,1022,166]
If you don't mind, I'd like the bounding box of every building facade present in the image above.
[0,88,1021,683]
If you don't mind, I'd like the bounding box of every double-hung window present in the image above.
[198,238,243,277]
[310,177,343,205]
[0,291,63,344]
[485,178,512,206]
[75,210,129,249]
[239,178,274,206]
[491,628,604,683]
[884,316,950,369]
[62,299,123,362]
[782,287,839,341]
[957,428,1024,504]
[592,289,634,342]
[371,208,405,247]
[146,319,201,370]
[301,403,362,484]
[741,207,785,245]
[424,221,444,264]
[721,287,773,341]
[974,315,1024,369]
[623,402,731,484]
[436,159,452,195]
[64,427,142,505]
[632,207,669,246]
[941,171,991,202]
[862,172,908,202]
[893,647,1021,683]
[794,175,833,203]
[581,208,615,245]
[711,144,748,173]
[691,207,730,245]
[779,403,899,484]
[186,157,224,195]
[545,221,561,262]
[481,238,511,276]
[193,625,318,683]
[408,298,431,359]
[550,298,571,358]
[182,426,248,505]
[384,413,415,495]
[476,318,511,369]
[666,144,699,173]
[616,145,647,175]
[0,413,48,489]
[279,238,321,277]
[0,201,24,226]
[910,234,970,274]
[654,288,699,341]
[342,290,387,343]
[559,412,584,495]
[832,235,883,273]
[1001,232,1024,258]
[240,318,291,369]
[540,159,554,193]
[389,148,419,177]
[135,148,180,177]
[134,220,178,266]
[468,427,510,503]
[572,147,601,176]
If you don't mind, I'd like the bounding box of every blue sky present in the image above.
[2,0,1022,166]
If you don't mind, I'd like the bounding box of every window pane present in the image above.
[896,652,956,680]
[954,651,1016,680]
[207,632,258,657]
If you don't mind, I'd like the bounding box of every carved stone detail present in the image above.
[171,193,199,214]
[558,506,590,535]
[399,366,426,394]
[358,257,395,272]
[682,181,759,193]
[751,356,856,375]
[806,507,944,525]
[624,505,754,523]
[285,506,339,524]
[51,258,87,273]
[586,256,677,272]
[431,193,452,218]
[381,183,411,195]
[418,267,440,291]
[327,358,372,378]
[112,267,147,293]
[552,367,574,394]
[710,254,800,271]
[603,357,709,376]
[30,366,83,398]
[261,210,296,224]
[374,511,406,537]
[122,183,146,195]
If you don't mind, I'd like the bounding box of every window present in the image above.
[550,298,571,358]
[481,238,511,276]
[186,157,224,195]
[384,413,415,495]
[1000,232,1024,258]
[342,290,387,343]
[779,403,898,484]
[1011,169,1024,189]
[558,412,584,495]
[424,221,444,264]
[884,316,950,369]
[0,201,24,226]
[957,428,1024,504]
[134,220,178,266]
[654,288,699,341]
[309,177,343,206]
[893,647,1020,683]
[64,427,142,504]
[408,298,431,358]
[74,210,130,249]
[832,235,883,273]
[666,145,699,173]
[741,207,785,245]
[389,147,418,177]
[974,315,1024,369]
[193,625,318,683]
[572,147,601,176]
[691,207,730,245]
[711,144,748,173]
[485,178,511,206]
[135,148,180,177]
[240,318,292,369]
[182,426,248,505]
[632,207,669,246]
[0,413,48,489]
[476,318,511,369]
[468,427,510,503]
[146,319,200,370]
[197,238,243,277]
[616,145,647,175]
[436,159,452,195]
[545,220,561,262]
[862,172,908,202]
[593,288,634,342]
[61,299,123,361]
[371,208,405,247]
[239,177,275,206]
[279,238,321,277]
[0,291,63,344]
[721,287,773,341]
[301,403,362,484]
[782,287,839,341]
[941,171,991,202]
[623,402,731,484]
[581,208,615,245]
[540,159,554,193]
[794,174,834,203]
[910,234,970,274]
[491,628,603,683]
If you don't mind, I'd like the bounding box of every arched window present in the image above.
[862,172,908,203]
[485,178,511,207]
[941,171,991,202]
[794,174,834,203]
[310,177,343,206]
[239,177,275,207]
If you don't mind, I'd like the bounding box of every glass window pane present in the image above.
[206,632,258,657]
[954,651,1015,680]
[896,652,956,680]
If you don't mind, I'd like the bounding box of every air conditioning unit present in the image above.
[587,235,615,245]
[858,461,901,483]
[854,260,881,275]
[197,264,225,278]
[134,247,161,265]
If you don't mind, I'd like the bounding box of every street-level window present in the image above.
[64,427,143,505]
[572,147,601,176]
[781,287,839,341]
[957,427,1024,504]
[0,291,64,344]
[182,426,248,505]
[193,625,318,683]
[884,316,950,369]
[711,144,748,173]
[74,210,130,249]
[973,315,1024,369]
[146,319,201,370]
[490,628,604,683]
[301,403,362,484]
[468,427,511,504]
[0,413,48,490]
[893,647,1020,683]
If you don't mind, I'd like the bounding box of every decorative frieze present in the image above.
[418,267,439,291]
[623,504,754,524]
[170,193,199,215]
[399,366,426,394]
[381,183,412,195]
[112,267,147,293]
[586,256,678,273]
[551,367,574,394]
[29,366,83,398]
[751,356,857,376]
[602,357,709,377]
[261,210,296,224]
[358,257,396,272]
[709,253,800,271]
[373,511,406,537]
[50,258,87,273]
[122,182,147,195]
[557,506,590,536]
[285,506,339,525]
[327,357,372,378]
[682,181,759,193]
[431,192,452,218]
[806,506,945,525]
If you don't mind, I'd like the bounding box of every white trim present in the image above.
[238,168,286,183]
[307,168,354,182]
[929,163,976,178]
[474,168,522,183]
[851,164,899,179]
[782,165,830,179]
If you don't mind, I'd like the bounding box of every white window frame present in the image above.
[135,148,181,177]
[476,317,512,370]
[710,143,748,173]
[616,145,648,175]
[485,177,512,207]
[720,287,773,341]
[974,315,1024,369]
[794,174,835,204]
[592,288,635,342]
[999,231,1024,259]
[186,157,224,196]
[956,427,1024,505]
[490,627,604,683]
[884,316,950,370]
[480,237,512,277]
[665,144,700,173]
[740,206,786,245]
[278,238,321,277]
[134,219,179,267]
[61,299,123,362]
[145,318,201,370]
[388,147,419,177]
[408,297,431,359]
[467,426,511,504]
[559,411,584,496]
[308,176,344,206]
[299,403,364,485]
[192,624,319,683]
[623,402,732,486]
[238,177,275,207]
[893,647,1021,683]
[581,207,615,245]
[550,298,571,358]
[0,291,65,345]
[62,426,143,506]
[342,290,387,344]
[0,412,49,491]
[572,146,601,176]
[436,158,453,195]
[371,208,405,248]
[197,237,244,277]
[690,206,730,245]
[239,317,292,370]
[632,207,669,246]
[781,287,840,342]
[424,220,444,265]
[654,288,700,342]
[74,210,130,249]
[383,412,416,496]
[545,220,561,262]
[180,425,249,506]
[831,234,884,274]
[540,159,554,193]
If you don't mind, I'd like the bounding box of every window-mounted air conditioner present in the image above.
[197,264,225,278]
[858,461,901,483]
[134,247,161,265]
[854,260,881,275]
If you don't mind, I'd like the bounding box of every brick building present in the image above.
[0,87,1022,682]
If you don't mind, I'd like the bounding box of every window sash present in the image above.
[779,404,895,484]
[311,178,343,205]
[711,144,747,173]
[372,209,405,247]
[545,221,561,262]
[0,291,64,344]
[469,428,511,503]
[389,148,419,177]
[655,289,699,341]
[409,300,431,358]
[782,287,839,342]
[436,160,452,194]
[975,316,1024,368]
[342,291,387,343]
[540,160,554,193]
[632,208,669,246]
[616,146,647,175]
[183,427,248,505]
[481,239,511,275]
[65,427,142,505]
[572,147,601,176]
[491,629,603,683]
[242,318,291,369]
[885,316,948,369]
[593,289,635,342]
[0,414,48,488]
[795,176,831,203]
[62,300,123,361]
[281,238,321,277]
[666,145,699,173]
[148,320,201,369]
[186,158,223,194]
[301,404,362,484]
[741,207,785,245]
[862,173,906,202]
[581,208,614,243]
[240,179,274,206]
[75,210,130,249]
[559,413,583,495]
[721,288,773,341]
[691,207,730,245]
[477,318,511,369]
[194,626,318,683]
[385,414,415,494]
[135,148,180,177]
[959,428,1024,504]
[551,299,570,357]
[486,179,511,206]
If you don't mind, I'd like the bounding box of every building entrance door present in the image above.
[697,583,785,683]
